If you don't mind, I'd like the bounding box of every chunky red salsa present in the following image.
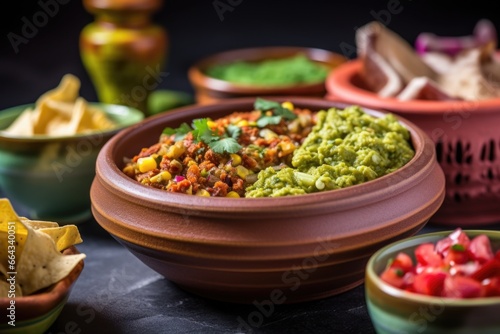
[380,228,500,298]
[122,100,315,197]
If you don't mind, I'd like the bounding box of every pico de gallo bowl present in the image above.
[365,230,500,334]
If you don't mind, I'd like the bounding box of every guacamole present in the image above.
[245,106,415,197]
[205,54,328,86]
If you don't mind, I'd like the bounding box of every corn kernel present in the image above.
[259,128,278,140]
[137,156,157,173]
[226,191,240,198]
[230,153,242,166]
[196,189,211,197]
[149,171,172,183]
[207,120,217,128]
[281,101,294,111]
[236,165,250,179]
[166,142,186,159]
[278,142,296,157]
[236,120,248,127]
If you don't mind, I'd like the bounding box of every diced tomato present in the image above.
[483,277,500,297]
[468,235,494,264]
[471,259,500,281]
[435,228,470,257]
[415,243,443,267]
[449,261,481,276]
[391,252,414,272]
[380,267,407,289]
[380,230,500,300]
[444,247,470,265]
[412,269,448,296]
[443,275,483,298]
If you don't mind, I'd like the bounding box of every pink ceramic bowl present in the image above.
[90,97,445,304]
[326,59,500,227]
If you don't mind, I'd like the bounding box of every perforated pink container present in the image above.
[326,59,500,226]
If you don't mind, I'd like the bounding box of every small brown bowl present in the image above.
[0,246,84,333]
[188,46,347,104]
[325,59,500,226]
[90,97,445,304]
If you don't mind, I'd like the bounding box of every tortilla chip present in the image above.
[36,73,80,105]
[36,225,83,252]
[0,198,86,296]
[2,73,115,136]
[2,109,34,136]
[0,199,29,268]
[16,228,85,295]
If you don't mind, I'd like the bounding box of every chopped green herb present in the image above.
[226,124,242,139]
[451,244,466,252]
[210,137,241,154]
[254,97,297,128]
[256,115,282,127]
[162,122,191,141]
[395,268,404,277]
[162,118,242,154]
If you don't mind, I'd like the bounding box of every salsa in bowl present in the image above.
[121,98,415,198]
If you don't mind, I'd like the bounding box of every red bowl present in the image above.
[326,59,500,227]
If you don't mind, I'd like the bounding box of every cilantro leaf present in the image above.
[254,97,282,111]
[191,118,212,142]
[161,117,245,155]
[226,124,242,139]
[254,97,297,128]
[162,122,192,141]
[256,115,282,127]
[273,104,297,120]
[210,137,242,154]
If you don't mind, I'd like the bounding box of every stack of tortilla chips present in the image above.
[0,198,86,296]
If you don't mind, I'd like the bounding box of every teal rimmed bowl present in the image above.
[0,103,144,224]
[0,246,84,334]
[365,230,500,334]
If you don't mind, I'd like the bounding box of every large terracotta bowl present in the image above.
[325,59,500,226]
[90,97,445,304]
[188,46,346,104]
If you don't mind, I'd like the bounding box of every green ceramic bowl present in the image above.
[0,246,84,334]
[0,103,144,224]
[365,230,500,334]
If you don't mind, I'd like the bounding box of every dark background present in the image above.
[1,0,499,110]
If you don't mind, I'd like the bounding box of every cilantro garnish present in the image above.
[451,244,466,252]
[162,118,242,154]
[210,137,241,154]
[161,98,298,154]
[162,122,191,141]
[254,97,297,127]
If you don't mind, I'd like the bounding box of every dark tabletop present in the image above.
[2,1,500,333]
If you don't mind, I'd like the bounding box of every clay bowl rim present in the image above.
[94,96,441,246]
[326,59,500,114]
[0,245,84,321]
[366,229,500,306]
[0,102,144,144]
[187,46,347,95]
